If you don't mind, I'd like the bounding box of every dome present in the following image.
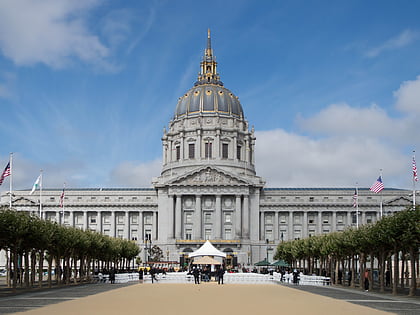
[173,29,244,120]
[174,84,244,119]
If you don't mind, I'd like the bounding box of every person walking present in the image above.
[138,268,144,283]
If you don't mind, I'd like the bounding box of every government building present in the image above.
[1,31,413,267]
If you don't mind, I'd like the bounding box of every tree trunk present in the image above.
[12,249,18,292]
[401,253,405,289]
[379,251,385,293]
[359,253,366,291]
[30,252,36,286]
[38,250,44,288]
[24,251,30,288]
[409,247,417,296]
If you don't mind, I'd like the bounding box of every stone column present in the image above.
[194,195,201,239]
[215,129,220,158]
[243,195,249,239]
[318,212,322,234]
[153,211,158,241]
[288,211,293,240]
[83,211,88,230]
[274,211,279,241]
[69,210,74,228]
[168,195,174,239]
[175,195,182,239]
[303,211,308,238]
[332,211,337,232]
[96,211,102,233]
[260,212,265,241]
[235,195,241,238]
[362,211,366,225]
[347,211,352,227]
[110,211,116,237]
[215,195,222,239]
[125,211,130,240]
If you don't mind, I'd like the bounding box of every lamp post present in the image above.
[144,234,152,265]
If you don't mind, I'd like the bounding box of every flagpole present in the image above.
[355,183,359,229]
[39,170,43,218]
[413,151,417,210]
[379,169,383,218]
[9,153,13,209]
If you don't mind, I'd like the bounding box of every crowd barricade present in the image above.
[92,271,330,286]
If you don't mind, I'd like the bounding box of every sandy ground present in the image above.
[16,283,392,315]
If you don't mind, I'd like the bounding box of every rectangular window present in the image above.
[308,215,315,224]
[265,229,273,241]
[293,215,301,224]
[205,142,212,158]
[309,197,314,202]
[265,214,273,224]
[337,215,343,224]
[309,229,316,237]
[366,215,372,224]
[279,215,286,224]
[103,214,110,224]
[75,214,83,224]
[176,146,181,161]
[224,212,232,223]
[205,229,212,240]
[117,229,124,238]
[185,212,192,223]
[145,230,152,241]
[237,146,241,160]
[90,216,97,224]
[144,214,152,225]
[225,228,232,240]
[185,229,192,240]
[188,143,195,159]
[131,215,138,224]
[352,213,357,224]
[204,213,212,223]
[131,229,138,241]
[117,215,124,224]
[222,143,228,159]
[103,229,110,236]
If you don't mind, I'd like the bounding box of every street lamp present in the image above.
[144,234,152,265]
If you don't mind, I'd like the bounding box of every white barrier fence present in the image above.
[93,272,330,286]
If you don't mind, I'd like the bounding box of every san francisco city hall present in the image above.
[1,32,413,267]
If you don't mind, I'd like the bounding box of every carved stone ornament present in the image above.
[182,169,243,186]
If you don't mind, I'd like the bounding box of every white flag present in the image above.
[30,175,41,195]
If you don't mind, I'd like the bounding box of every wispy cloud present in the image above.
[394,75,420,114]
[365,29,419,58]
[0,0,109,69]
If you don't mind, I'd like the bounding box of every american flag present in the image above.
[413,156,418,182]
[370,176,384,193]
[353,189,358,207]
[60,185,65,208]
[0,162,11,186]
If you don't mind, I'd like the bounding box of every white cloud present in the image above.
[0,0,108,68]
[394,75,420,114]
[255,129,407,188]
[109,159,162,187]
[365,29,419,58]
[296,103,394,136]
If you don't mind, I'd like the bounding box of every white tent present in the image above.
[192,256,222,265]
[188,240,227,258]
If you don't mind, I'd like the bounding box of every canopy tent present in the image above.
[192,256,222,265]
[271,260,289,267]
[188,240,227,258]
[254,258,271,266]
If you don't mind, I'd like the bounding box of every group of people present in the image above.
[190,266,225,284]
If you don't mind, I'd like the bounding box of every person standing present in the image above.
[217,267,225,285]
[364,269,369,291]
[193,267,200,284]
[138,268,144,283]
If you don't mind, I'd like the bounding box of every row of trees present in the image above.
[274,207,419,296]
[0,207,140,292]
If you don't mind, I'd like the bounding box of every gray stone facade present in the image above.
[1,31,414,267]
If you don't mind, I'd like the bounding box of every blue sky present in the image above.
[1,0,420,192]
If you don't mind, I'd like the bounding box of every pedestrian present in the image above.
[109,268,116,284]
[348,270,352,286]
[193,267,200,284]
[293,269,299,285]
[385,269,390,287]
[138,268,143,283]
[364,269,369,291]
[217,267,225,285]
[150,266,158,283]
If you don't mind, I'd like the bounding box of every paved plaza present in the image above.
[0,281,419,315]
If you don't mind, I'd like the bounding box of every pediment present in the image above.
[385,196,412,206]
[13,196,37,206]
[169,167,248,186]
